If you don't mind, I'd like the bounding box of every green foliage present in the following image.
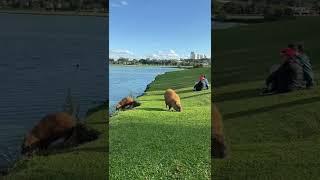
[0,0,107,12]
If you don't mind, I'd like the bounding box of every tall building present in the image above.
[190,52,196,60]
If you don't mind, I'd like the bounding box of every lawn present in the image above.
[212,17,320,179]
[2,105,108,180]
[109,67,211,179]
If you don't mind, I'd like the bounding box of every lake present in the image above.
[109,65,177,113]
[0,14,107,169]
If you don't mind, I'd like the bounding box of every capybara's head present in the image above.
[132,101,141,108]
[115,104,121,111]
[21,133,39,155]
[173,102,182,112]
[212,135,227,158]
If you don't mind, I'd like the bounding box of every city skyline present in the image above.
[109,0,211,60]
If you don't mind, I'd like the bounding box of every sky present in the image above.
[109,0,211,60]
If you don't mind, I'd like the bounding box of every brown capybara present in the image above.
[116,96,141,111]
[21,112,76,155]
[212,104,227,158]
[164,89,182,112]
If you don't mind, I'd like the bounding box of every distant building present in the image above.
[190,52,196,60]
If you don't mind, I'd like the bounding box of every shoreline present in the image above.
[108,67,182,117]
[0,9,108,17]
[109,64,189,68]
[1,101,108,178]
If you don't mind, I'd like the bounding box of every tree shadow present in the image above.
[140,99,163,102]
[181,92,211,99]
[224,96,320,120]
[37,145,108,156]
[138,107,166,112]
[215,88,262,102]
[176,89,194,94]
[87,121,108,125]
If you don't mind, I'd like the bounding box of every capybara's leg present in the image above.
[212,134,227,158]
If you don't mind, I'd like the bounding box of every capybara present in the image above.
[116,96,141,111]
[21,112,76,155]
[164,89,182,112]
[212,104,227,158]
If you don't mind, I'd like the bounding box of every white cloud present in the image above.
[121,1,128,6]
[147,50,180,60]
[111,0,128,8]
[110,49,134,59]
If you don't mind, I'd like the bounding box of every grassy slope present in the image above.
[2,107,108,180]
[213,17,320,179]
[109,67,211,179]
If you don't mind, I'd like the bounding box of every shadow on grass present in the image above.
[181,92,211,99]
[215,88,262,102]
[87,121,108,125]
[39,145,108,156]
[86,101,108,117]
[224,96,320,120]
[176,89,195,94]
[140,99,164,102]
[138,107,165,112]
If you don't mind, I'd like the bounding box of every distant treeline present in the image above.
[109,58,211,67]
[213,0,320,21]
[0,0,108,12]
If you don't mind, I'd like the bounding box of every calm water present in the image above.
[109,65,177,112]
[0,14,107,168]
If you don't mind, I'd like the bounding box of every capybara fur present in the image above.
[164,89,182,112]
[21,112,76,155]
[212,104,227,158]
[116,96,141,111]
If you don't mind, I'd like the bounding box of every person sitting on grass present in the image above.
[193,75,209,91]
[296,44,315,88]
[262,48,304,95]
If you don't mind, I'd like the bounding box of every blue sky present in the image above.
[109,0,211,59]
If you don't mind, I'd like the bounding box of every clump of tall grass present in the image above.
[62,88,80,122]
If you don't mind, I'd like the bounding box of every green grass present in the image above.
[213,17,320,179]
[109,67,211,179]
[2,106,108,180]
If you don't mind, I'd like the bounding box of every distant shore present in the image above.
[0,9,108,17]
[109,64,198,69]
[212,15,266,23]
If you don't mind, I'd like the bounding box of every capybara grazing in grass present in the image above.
[116,96,141,111]
[164,89,182,112]
[212,104,227,158]
[21,112,77,155]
